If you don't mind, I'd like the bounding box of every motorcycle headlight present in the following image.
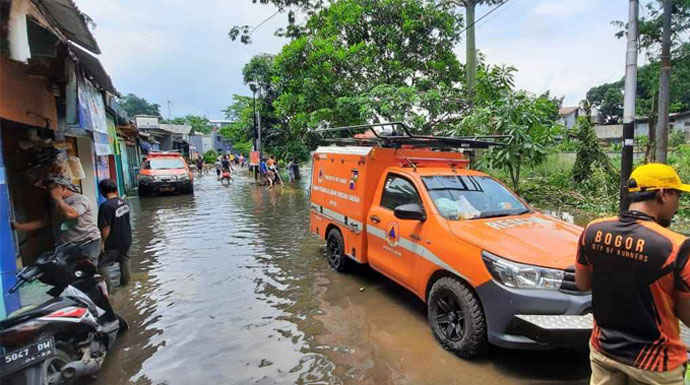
[481,251,564,290]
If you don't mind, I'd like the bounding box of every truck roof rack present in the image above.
[310,122,507,149]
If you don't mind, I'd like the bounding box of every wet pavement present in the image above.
[98,171,591,385]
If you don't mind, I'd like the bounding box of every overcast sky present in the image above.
[75,0,633,120]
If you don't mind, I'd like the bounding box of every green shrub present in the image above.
[203,150,218,164]
[670,129,686,148]
[232,141,253,155]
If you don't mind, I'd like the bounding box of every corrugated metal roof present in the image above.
[33,0,100,54]
[159,124,192,135]
[68,42,116,94]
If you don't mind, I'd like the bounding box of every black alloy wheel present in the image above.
[326,229,348,272]
[428,277,487,359]
[434,290,465,342]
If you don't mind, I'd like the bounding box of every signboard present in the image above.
[135,116,159,129]
[93,131,111,156]
[249,151,259,166]
[106,116,120,155]
[77,77,107,134]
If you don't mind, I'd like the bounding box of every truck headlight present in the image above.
[178,174,189,181]
[481,251,564,290]
[137,175,152,183]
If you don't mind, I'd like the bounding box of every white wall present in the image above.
[76,136,98,209]
[8,0,31,63]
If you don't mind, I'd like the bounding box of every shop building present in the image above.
[0,0,121,318]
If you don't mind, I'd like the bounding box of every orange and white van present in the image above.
[138,151,194,196]
[309,130,591,358]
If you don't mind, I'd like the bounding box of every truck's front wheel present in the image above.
[326,228,349,272]
[428,277,487,359]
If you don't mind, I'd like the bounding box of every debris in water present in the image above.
[259,359,274,368]
[359,287,365,292]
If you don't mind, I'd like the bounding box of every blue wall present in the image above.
[0,125,20,318]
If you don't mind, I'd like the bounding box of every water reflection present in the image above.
[95,172,589,385]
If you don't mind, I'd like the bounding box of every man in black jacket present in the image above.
[97,179,132,285]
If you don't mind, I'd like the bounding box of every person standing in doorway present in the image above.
[576,163,690,385]
[98,179,132,286]
[13,177,101,263]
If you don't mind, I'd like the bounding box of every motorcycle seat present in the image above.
[0,306,51,329]
[0,298,66,329]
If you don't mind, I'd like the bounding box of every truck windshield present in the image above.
[422,175,529,220]
[149,158,185,170]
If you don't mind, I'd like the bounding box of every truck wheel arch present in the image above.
[324,223,340,241]
[425,269,479,306]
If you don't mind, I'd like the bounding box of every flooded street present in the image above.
[98,171,590,385]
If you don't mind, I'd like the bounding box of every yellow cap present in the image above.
[627,163,690,193]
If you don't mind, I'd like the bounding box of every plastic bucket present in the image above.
[102,262,121,290]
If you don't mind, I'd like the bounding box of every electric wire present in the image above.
[457,0,511,35]
[252,9,282,34]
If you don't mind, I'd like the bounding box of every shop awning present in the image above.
[32,0,100,54]
[68,42,116,94]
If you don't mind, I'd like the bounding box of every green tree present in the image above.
[447,0,505,105]
[184,115,213,135]
[163,115,213,135]
[571,116,616,183]
[585,45,690,124]
[614,0,690,60]
[585,81,624,124]
[613,0,690,161]
[460,66,561,192]
[272,0,464,134]
[119,93,161,117]
[230,0,334,44]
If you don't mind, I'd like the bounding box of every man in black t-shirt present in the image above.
[98,179,132,285]
[576,163,690,384]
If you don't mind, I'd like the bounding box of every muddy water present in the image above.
[98,172,590,385]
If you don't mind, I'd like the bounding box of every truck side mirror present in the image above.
[394,203,426,222]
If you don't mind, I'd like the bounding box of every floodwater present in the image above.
[98,171,590,385]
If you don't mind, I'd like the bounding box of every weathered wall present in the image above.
[0,57,57,129]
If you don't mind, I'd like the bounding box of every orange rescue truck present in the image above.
[309,123,592,358]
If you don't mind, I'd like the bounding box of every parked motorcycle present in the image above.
[0,242,127,384]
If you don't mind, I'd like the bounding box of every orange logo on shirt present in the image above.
[592,231,648,262]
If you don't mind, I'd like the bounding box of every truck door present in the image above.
[367,173,426,286]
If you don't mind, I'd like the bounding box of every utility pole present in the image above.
[620,0,639,214]
[256,97,262,158]
[167,100,173,121]
[466,0,476,106]
[249,80,262,180]
[655,0,672,163]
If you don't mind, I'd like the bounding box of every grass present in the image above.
[483,153,619,217]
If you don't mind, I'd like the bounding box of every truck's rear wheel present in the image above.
[428,277,487,359]
[326,228,348,272]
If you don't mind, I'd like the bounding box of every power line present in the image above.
[458,0,511,36]
[252,9,281,34]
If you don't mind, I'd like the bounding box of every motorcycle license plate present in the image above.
[0,337,55,376]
